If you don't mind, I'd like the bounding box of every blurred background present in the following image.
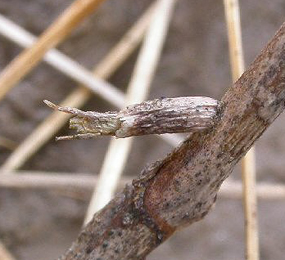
[0,0,285,259]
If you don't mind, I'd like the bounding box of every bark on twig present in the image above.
[56,22,285,260]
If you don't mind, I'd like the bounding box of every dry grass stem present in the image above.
[221,180,285,199]
[0,14,124,107]
[84,0,177,225]
[0,0,106,102]
[0,136,17,151]
[0,2,159,173]
[0,171,284,200]
[0,242,16,260]
[224,0,259,259]
[241,148,259,259]
[0,171,128,190]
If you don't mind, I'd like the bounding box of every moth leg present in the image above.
[56,133,101,141]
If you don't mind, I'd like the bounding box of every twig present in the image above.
[0,0,106,102]
[0,14,124,107]
[0,242,16,260]
[0,2,161,172]
[84,0,178,224]
[57,20,285,260]
[223,1,259,259]
[0,171,284,200]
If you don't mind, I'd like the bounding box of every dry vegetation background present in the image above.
[0,0,285,259]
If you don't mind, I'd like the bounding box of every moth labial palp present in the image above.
[44,96,220,140]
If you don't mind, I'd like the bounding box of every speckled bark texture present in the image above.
[57,21,285,260]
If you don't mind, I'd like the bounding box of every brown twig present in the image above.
[56,21,285,260]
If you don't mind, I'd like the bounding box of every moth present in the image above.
[44,96,220,140]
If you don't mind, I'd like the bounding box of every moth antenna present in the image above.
[44,100,87,117]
